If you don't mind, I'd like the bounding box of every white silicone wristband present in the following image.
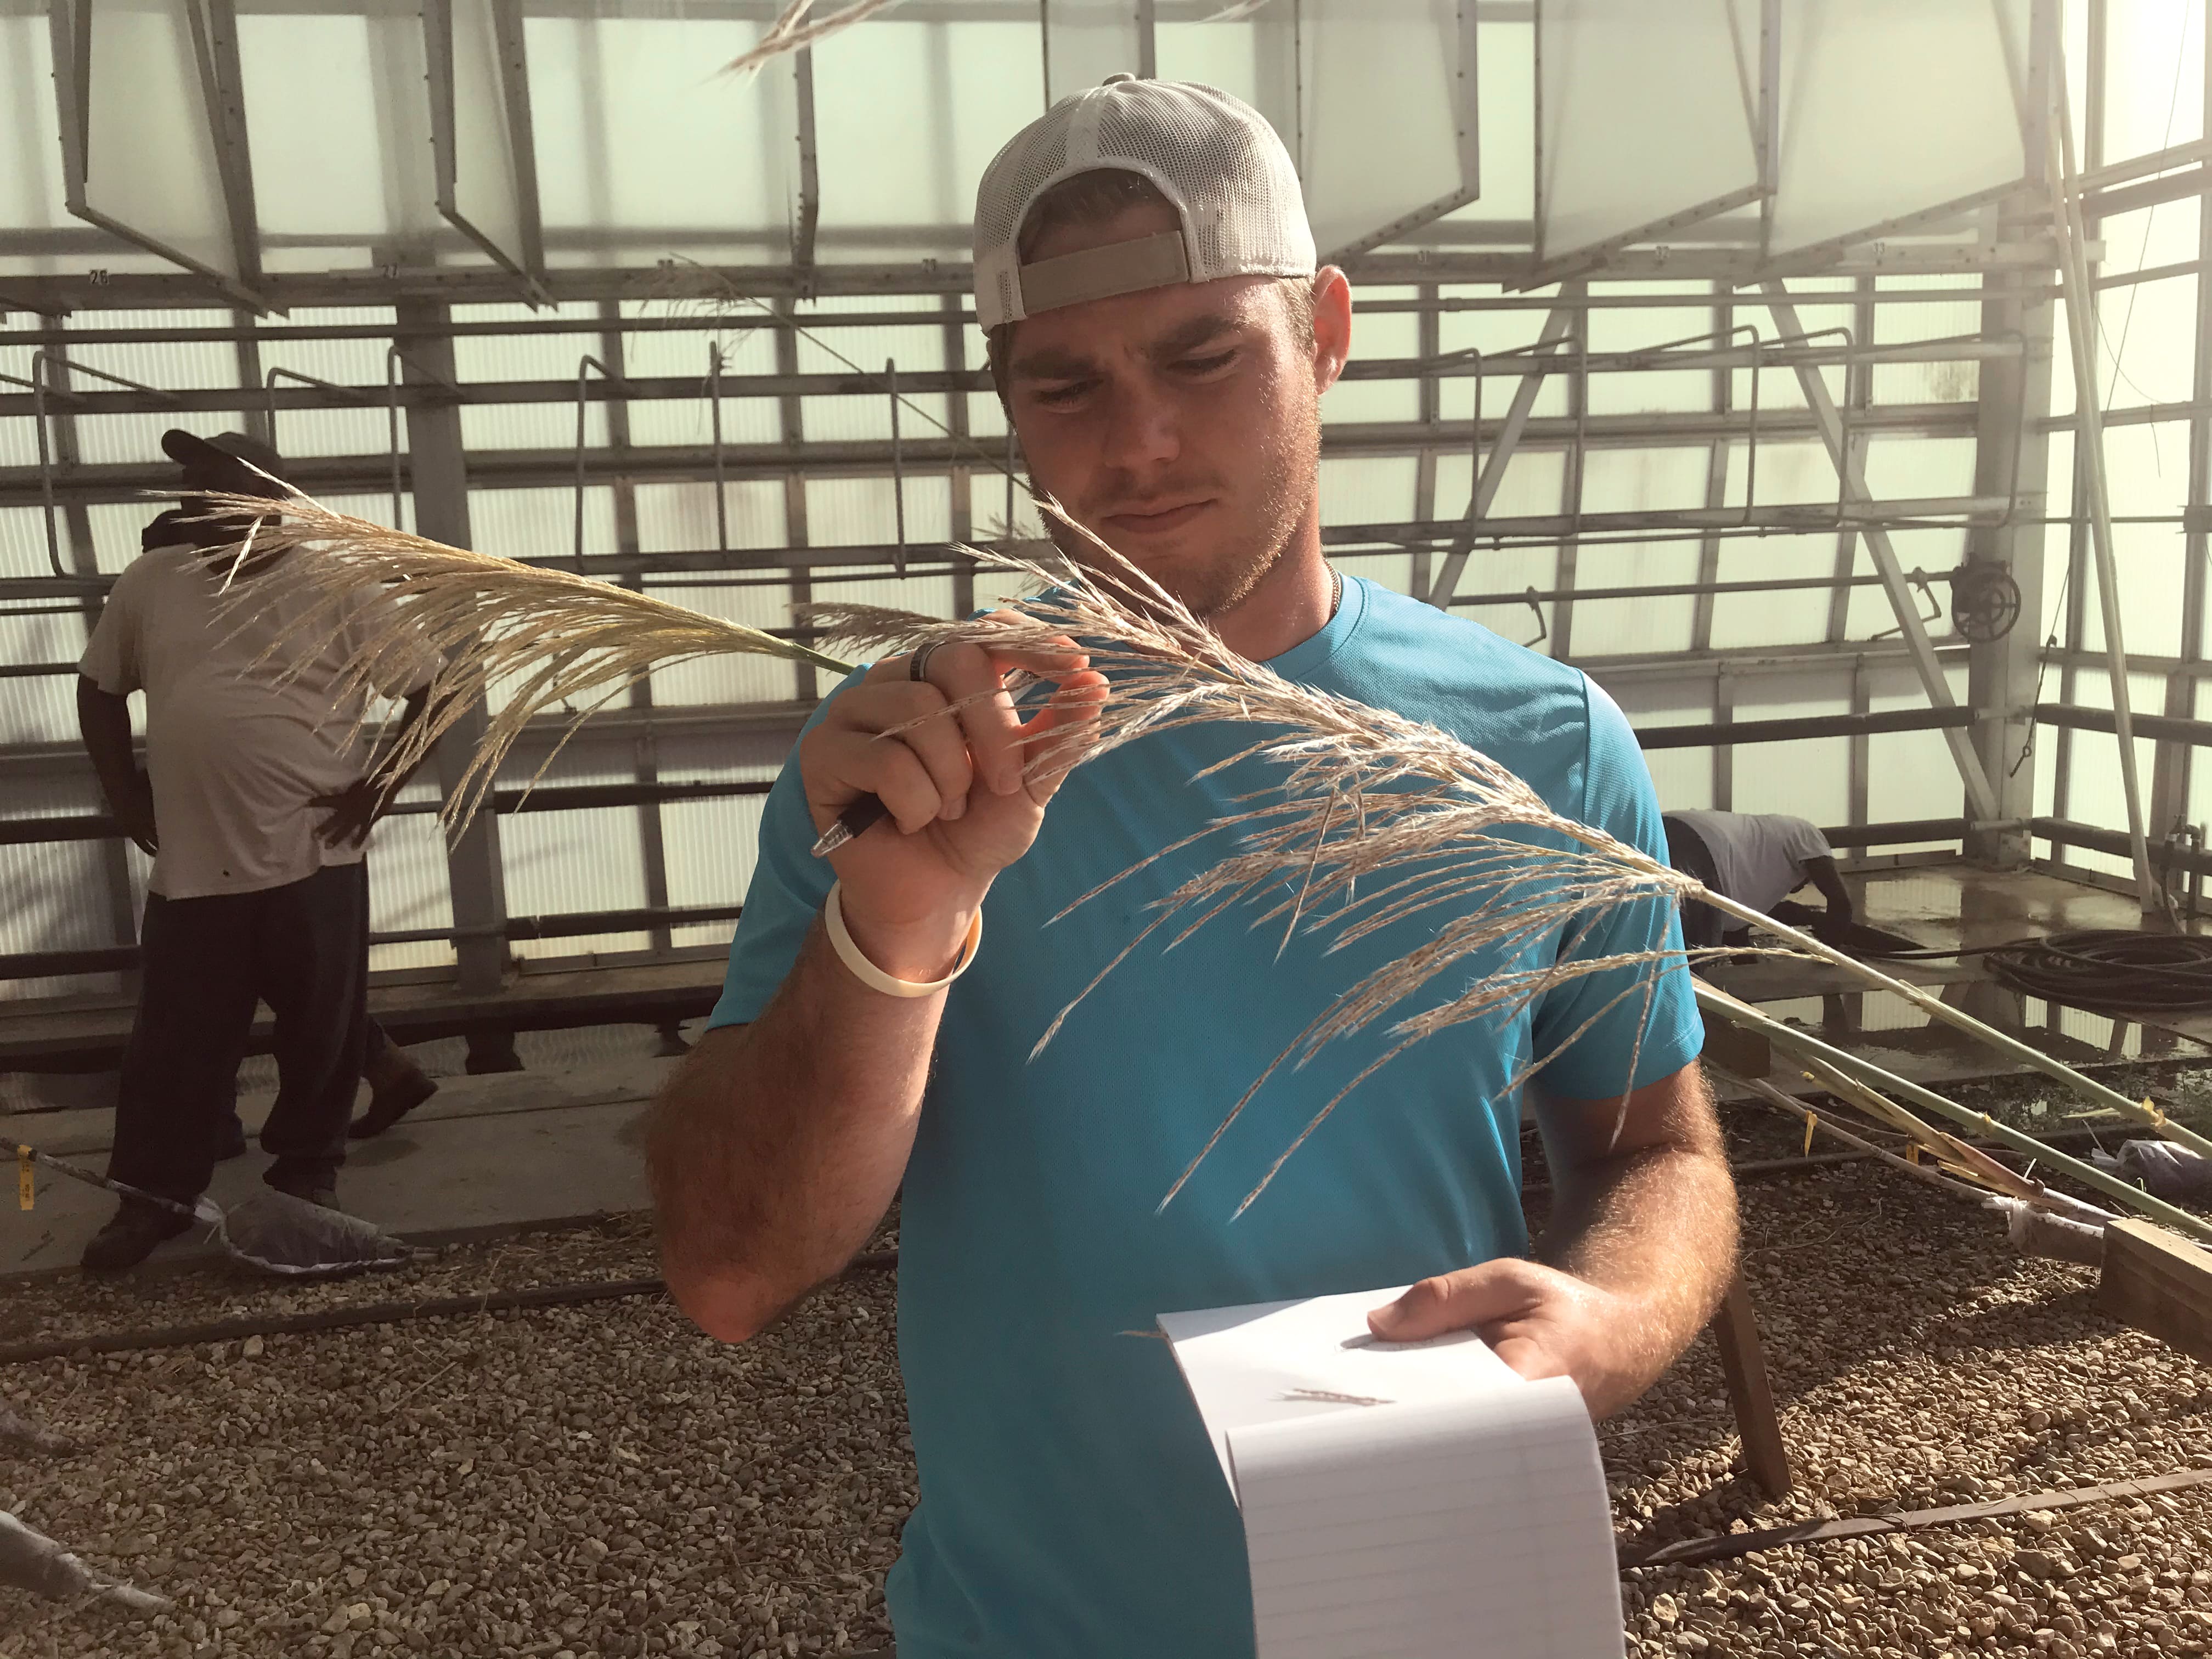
[822,881,981,998]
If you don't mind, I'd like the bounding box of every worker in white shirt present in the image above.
[75,430,438,1271]
[1660,809,1855,951]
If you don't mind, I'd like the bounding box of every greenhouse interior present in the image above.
[5,1,2212,1655]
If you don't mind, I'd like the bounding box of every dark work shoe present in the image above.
[81,1201,192,1272]
[264,1161,341,1211]
[215,1113,249,1161]
[350,1051,438,1140]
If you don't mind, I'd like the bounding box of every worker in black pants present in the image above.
[114,862,373,1221]
[76,430,439,1271]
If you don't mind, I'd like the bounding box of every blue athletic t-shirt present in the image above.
[709,576,1702,1658]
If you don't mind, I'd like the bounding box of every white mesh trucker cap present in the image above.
[972,75,1317,331]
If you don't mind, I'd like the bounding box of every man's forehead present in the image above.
[1005,276,1280,376]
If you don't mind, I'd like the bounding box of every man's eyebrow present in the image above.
[1146,313,1244,362]
[1010,311,1253,381]
[1009,345,1098,382]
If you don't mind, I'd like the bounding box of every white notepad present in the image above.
[1158,1288,1625,1659]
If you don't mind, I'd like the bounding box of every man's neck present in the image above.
[1209,509,1335,662]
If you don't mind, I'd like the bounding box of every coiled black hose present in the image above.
[1978,929,2212,1014]
[1826,922,2212,1014]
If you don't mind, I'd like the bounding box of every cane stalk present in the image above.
[1696,983,2212,1241]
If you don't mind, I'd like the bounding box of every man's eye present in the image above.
[1178,351,1237,376]
[1032,381,1094,408]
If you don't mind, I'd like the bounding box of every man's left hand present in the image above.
[1367,1258,1643,1419]
[313,778,386,849]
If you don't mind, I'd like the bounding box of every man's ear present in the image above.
[1310,267,1352,394]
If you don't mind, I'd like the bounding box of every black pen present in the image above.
[809,669,1039,859]
[810,794,890,859]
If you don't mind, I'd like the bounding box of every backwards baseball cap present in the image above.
[972,75,1316,331]
[161,428,286,486]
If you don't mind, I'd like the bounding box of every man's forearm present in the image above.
[1536,1069,1740,1401]
[648,919,944,1342]
[1540,1143,1737,1355]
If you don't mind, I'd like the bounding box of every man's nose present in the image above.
[1098,376,1181,475]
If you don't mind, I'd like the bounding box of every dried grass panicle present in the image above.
[194,490,851,829]
[721,0,905,79]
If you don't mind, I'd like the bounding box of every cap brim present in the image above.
[161,428,226,469]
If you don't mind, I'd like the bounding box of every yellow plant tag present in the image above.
[1803,1115,1817,1156]
[16,1148,31,1211]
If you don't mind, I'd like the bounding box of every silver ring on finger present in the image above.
[909,640,945,683]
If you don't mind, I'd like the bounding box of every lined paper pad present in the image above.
[1158,1289,1624,1659]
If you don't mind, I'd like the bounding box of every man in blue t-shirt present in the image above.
[650,77,1737,1658]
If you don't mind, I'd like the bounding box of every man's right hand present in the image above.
[800,613,1107,982]
[116,771,158,857]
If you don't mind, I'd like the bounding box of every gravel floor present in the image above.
[4,1135,2209,1657]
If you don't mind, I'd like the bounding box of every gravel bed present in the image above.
[1603,1165,2212,1656]
[3,1276,908,1658]
[0,1216,674,1353]
[4,1155,2208,1656]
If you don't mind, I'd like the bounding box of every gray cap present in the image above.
[971,76,1316,330]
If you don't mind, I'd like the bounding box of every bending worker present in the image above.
[651,78,1739,1658]
[1662,808,1855,951]
[76,431,437,1271]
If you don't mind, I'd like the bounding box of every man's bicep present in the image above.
[1536,1059,1721,1171]
[1528,680,1704,1099]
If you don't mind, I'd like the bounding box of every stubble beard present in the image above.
[1054,410,1321,623]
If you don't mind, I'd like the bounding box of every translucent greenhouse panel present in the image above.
[814,19,1043,262]
[365,811,456,975]
[1300,1,1474,260]
[1328,297,1420,425]
[1319,456,1418,529]
[1564,540,1701,658]
[420,0,537,279]
[659,792,770,949]
[1435,307,1573,426]
[452,307,611,450]
[0,617,83,743]
[66,0,244,287]
[1534,0,1763,271]
[1733,673,1853,825]
[471,485,611,568]
[1043,0,1141,101]
[625,324,783,450]
[1432,444,1567,524]
[2084,257,2200,416]
[635,477,787,557]
[0,15,74,267]
[644,577,814,707]
[2081,421,2187,661]
[0,509,66,582]
[1706,532,1836,651]
[236,11,439,258]
[1166,4,1470,258]
[0,840,123,1004]
[2050,665,2165,849]
[501,801,651,961]
[804,475,955,551]
[1864,663,1977,826]
[2103,0,2205,166]
[526,12,796,267]
[1767,0,2030,262]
